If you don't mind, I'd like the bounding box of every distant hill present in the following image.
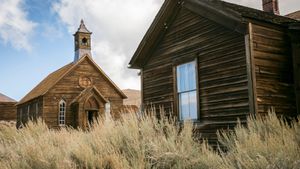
[122,89,141,107]
[0,93,16,103]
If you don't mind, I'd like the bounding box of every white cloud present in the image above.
[0,0,36,51]
[53,0,299,90]
[53,0,163,90]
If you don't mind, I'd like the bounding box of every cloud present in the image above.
[53,0,164,90]
[0,0,36,51]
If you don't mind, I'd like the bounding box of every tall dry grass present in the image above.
[0,112,299,169]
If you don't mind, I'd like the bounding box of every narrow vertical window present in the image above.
[27,105,30,121]
[59,100,66,126]
[34,103,38,120]
[176,60,198,121]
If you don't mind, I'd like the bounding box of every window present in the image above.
[176,60,198,121]
[59,100,66,126]
[27,105,30,121]
[35,103,39,119]
[81,37,88,46]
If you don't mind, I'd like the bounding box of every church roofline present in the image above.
[17,55,127,105]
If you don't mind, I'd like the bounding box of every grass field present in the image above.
[0,112,299,169]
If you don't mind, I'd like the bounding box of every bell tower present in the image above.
[74,20,92,62]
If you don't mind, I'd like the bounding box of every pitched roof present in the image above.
[77,19,91,33]
[18,56,126,105]
[129,0,299,69]
[122,89,141,107]
[218,1,297,25]
[0,93,16,103]
[71,86,109,104]
[18,63,74,105]
[286,10,300,20]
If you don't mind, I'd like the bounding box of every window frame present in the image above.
[174,58,200,122]
[58,100,66,126]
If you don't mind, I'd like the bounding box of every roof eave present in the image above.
[183,0,247,34]
[128,0,248,69]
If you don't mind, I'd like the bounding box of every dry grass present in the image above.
[0,112,299,169]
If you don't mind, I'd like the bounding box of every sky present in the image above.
[0,0,299,101]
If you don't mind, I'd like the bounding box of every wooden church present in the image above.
[16,20,127,129]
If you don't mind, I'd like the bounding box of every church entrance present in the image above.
[86,110,98,126]
[71,88,108,130]
[82,95,106,129]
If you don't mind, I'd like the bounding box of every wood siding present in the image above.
[0,102,17,121]
[250,23,297,117]
[142,7,249,143]
[17,97,43,127]
[43,58,123,128]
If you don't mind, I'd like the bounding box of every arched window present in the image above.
[59,100,66,126]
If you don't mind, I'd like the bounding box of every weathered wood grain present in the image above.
[142,7,249,145]
[251,23,297,117]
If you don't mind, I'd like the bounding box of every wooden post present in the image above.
[289,23,300,115]
[245,23,258,115]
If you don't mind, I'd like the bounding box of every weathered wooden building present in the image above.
[129,0,300,143]
[17,20,127,129]
[0,93,17,121]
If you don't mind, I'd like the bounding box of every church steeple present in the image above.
[74,20,92,62]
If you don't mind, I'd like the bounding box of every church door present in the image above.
[83,96,105,129]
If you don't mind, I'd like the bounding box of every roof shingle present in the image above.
[286,10,300,20]
[0,93,16,103]
[221,1,298,25]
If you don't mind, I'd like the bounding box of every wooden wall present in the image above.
[250,23,297,117]
[43,57,123,128]
[0,102,17,121]
[16,97,43,127]
[142,7,249,143]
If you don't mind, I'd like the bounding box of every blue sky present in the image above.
[0,0,299,101]
[0,0,73,101]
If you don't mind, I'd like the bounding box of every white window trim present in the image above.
[58,100,66,126]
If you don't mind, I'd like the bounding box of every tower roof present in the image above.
[76,19,91,33]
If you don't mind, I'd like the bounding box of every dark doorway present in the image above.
[87,111,95,125]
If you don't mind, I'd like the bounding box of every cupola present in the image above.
[74,20,92,62]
